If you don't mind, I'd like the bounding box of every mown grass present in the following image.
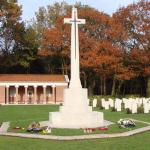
[9,121,146,136]
[0,105,149,136]
[0,105,150,150]
[0,132,150,150]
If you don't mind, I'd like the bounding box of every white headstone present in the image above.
[148,102,150,111]
[115,100,122,111]
[101,98,105,108]
[88,99,90,106]
[122,98,128,103]
[104,101,109,110]
[143,99,148,105]
[144,103,149,113]
[131,101,137,114]
[125,100,132,110]
[137,98,143,107]
[92,99,97,108]
[124,100,128,109]
[108,98,114,108]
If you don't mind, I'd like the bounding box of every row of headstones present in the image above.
[92,98,150,114]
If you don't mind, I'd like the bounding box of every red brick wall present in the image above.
[56,86,67,103]
[0,86,5,104]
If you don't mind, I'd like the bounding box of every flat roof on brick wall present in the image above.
[0,74,67,82]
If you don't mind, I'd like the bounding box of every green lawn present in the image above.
[9,122,146,136]
[9,121,146,136]
[99,109,150,123]
[0,105,58,122]
[0,105,150,150]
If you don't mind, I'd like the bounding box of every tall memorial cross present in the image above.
[64,7,85,88]
[49,7,104,129]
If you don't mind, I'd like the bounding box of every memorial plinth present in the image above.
[49,7,104,129]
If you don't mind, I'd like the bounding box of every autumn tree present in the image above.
[38,3,95,76]
[35,1,150,96]
[78,6,135,96]
[39,3,128,95]
[39,20,70,74]
[114,0,150,96]
[78,7,111,95]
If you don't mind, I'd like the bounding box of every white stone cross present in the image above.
[50,7,104,129]
[64,7,85,88]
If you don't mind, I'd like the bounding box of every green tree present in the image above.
[0,0,22,54]
[0,0,39,73]
[0,0,23,72]
[13,26,39,73]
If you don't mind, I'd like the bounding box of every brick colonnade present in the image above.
[5,85,58,104]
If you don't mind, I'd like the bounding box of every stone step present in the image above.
[0,122,9,133]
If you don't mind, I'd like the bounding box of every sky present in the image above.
[18,0,140,21]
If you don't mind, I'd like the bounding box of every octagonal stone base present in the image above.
[49,88,104,129]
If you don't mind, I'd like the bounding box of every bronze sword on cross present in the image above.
[64,8,85,59]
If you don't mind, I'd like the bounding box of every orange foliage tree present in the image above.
[38,1,149,96]
[114,0,150,96]
[39,5,131,95]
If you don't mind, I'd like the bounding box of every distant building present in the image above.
[0,74,69,105]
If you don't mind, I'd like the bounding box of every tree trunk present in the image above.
[48,64,53,74]
[123,83,126,96]
[61,61,65,75]
[83,73,87,88]
[61,58,67,75]
[103,76,106,95]
[146,77,150,97]
[88,80,95,96]
[111,77,116,96]
[129,81,133,94]
[116,81,123,96]
[100,77,103,95]
[119,81,123,95]
[88,86,94,96]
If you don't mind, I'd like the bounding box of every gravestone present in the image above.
[148,102,150,111]
[126,100,132,110]
[144,103,149,113]
[124,100,128,109]
[131,101,137,114]
[88,99,90,106]
[104,101,109,110]
[108,98,114,108]
[101,98,105,108]
[143,98,148,105]
[115,99,122,111]
[92,99,97,108]
[137,98,143,107]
